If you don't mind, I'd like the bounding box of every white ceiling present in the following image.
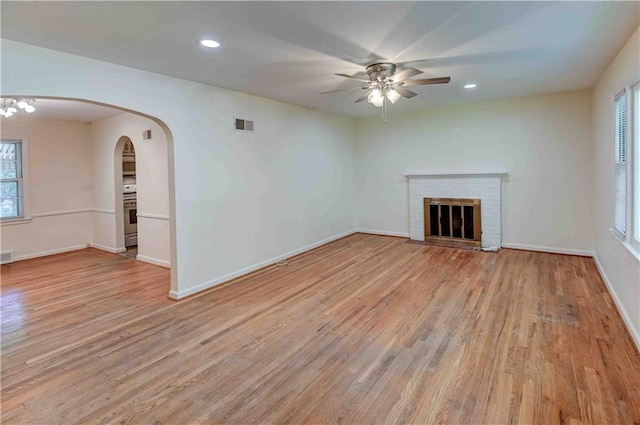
[2,99,122,122]
[1,2,638,117]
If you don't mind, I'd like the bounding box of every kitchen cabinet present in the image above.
[123,139,135,156]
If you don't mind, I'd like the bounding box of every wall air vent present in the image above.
[234,117,254,133]
[1,250,14,265]
[142,129,152,141]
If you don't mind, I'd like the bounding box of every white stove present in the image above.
[123,184,137,247]
[123,184,137,194]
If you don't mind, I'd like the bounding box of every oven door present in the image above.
[124,203,137,235]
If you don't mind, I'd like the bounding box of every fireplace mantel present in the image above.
[405,170,507,178]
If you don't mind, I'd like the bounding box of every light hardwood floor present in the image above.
[1,234,639,424]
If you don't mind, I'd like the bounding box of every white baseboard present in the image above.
[136,254,170,268]
[12,244,88,262]
[357,228,410,238]
[168,229,357,300]
[89,243,126,254]
[593,255,640,353]
[501,242,593,257]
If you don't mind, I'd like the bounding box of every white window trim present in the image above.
[611,228,640,262]
[633,82,640,252]
[0,137,30,225]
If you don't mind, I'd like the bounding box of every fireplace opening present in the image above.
[424,198,481,246]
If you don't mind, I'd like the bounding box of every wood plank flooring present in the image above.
[1,234,639,424]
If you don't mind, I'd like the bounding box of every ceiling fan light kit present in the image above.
[323,62,451,121]
[0,98,36,118]
[386,89,401,104]
[368,89,385,107]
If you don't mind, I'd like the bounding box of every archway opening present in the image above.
[1,96,177,294]
[115,136,138,256]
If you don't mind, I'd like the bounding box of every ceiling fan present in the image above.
[322,62,450,119]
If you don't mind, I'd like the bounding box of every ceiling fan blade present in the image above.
[336,73,372,82]
[392,67,423,81]
[320,86,367,94]
[354,88,375,103]
[394,87,418,99]
[401,77,451,86]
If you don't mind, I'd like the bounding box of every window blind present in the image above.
[614,92,627,236]
[0,140,23,219]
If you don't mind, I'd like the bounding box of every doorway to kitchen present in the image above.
[111,118,171,271]
[119,136,137,258]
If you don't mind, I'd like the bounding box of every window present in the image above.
[615,83,640,254]
[1,140,23,219]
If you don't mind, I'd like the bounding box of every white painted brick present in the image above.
[407,175,503,248]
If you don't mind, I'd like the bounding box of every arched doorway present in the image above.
[6,96,178,294]
[115,136,137,256]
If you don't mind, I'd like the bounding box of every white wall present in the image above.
[355,90,594,254]
[592,27,640,346]
[90,112,171,266]
[1,40,358,297]
[0,116,93,259]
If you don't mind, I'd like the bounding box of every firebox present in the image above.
[423,197,481,246]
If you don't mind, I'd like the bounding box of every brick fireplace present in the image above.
[405,171,506,249]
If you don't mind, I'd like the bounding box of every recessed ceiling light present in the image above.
[199,39,220,48]
[464,84,477,89]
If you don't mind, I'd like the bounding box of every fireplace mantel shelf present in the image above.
[405,170,508,178]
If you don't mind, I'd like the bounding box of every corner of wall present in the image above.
[590,25,640,352]
[593,254,640,353]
